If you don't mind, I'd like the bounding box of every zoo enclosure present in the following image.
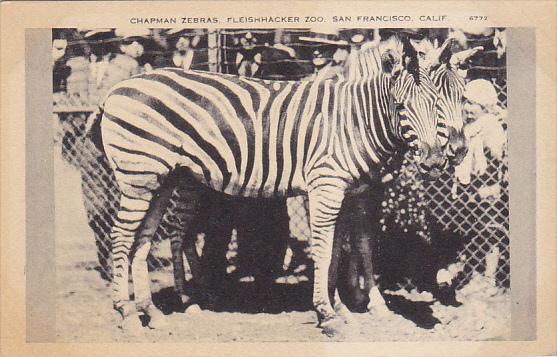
[53,28,509,289]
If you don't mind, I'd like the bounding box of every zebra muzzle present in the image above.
[417,149,446,180]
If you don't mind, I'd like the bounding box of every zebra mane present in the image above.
[341,34,436,87]
[431,63,465,89]
[342,35,404,82]
[401,37,421,85]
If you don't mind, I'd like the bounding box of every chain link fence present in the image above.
[53,28,509,291]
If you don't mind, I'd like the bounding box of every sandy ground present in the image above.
[54,151,510,342]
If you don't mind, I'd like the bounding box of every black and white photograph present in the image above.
[0,0,555,353]
[50,26,515,342]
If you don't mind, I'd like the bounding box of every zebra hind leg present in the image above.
[131,176,179,329]
[110,192,150,334]
[111,176,176,333]
[168,174,207,309]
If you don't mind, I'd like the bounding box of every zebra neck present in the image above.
[342,78,399,164]
[305,79,399,183]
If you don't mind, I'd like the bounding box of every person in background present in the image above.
[257,29,303,80]
[166,28,201,71]
[453,79,507,200]
[52,30,71,104]
[234,31,262,77]
[309,43,348,81]
[112,29,150,75]
[232,30,301,80]
[300,29,349,81]
[449,27,506,81]
[138,29,169,70]
[83,29,117,104]
[87,28,151,104]
[63,29,100,105]
[493,28,507,60]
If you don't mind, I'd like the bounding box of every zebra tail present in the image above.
[86,104,105,152]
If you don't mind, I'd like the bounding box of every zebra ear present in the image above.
[401,36,421,83]
[406,52,421,83]
[450,46,484,68]
[437,38,454,66]
[381,52,397,75]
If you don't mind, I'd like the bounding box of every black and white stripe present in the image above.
[344,36,456,163]
[430,60,468,164]
[95,37,444,332]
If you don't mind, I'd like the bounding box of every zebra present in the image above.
[333,35,485,314]
[344,33,483,165]
[88,34,445,335]
[424,37,484,165]
[176,33,460,319]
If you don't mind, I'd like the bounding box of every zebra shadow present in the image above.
[150,282,445,330]
[382,293,441,329]
[151,281,314,315]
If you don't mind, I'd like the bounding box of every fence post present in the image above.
[207,29,218,73]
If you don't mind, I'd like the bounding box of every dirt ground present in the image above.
[54,151,511,342]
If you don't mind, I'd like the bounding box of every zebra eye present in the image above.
[439,136,449,148]
[437,107,444,118]
[395,103,408,117]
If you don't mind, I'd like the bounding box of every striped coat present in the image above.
[332,36,479,314]
[102,69,405,199]
[93,36,445,334]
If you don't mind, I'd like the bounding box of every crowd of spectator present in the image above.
[53,28,209,106]
[53,27,506,104]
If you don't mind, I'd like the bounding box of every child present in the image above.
[453,79,507,200]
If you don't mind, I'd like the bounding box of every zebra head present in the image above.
[426,38,484,165]
[385,36,446,180]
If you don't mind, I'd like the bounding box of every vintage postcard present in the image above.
[1,1,555,356]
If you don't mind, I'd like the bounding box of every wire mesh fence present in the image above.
[53,28,509,291]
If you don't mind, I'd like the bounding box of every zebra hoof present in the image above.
[146,306,167,329]
[185,304,203,315]
[120,314,144,335]
[334,302,356,325]
[180,294,194,306]
[367,286,391,317]
[321,316,347,338]
[368,303,392,318]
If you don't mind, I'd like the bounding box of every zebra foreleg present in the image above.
[329,200,359,325]
[347,197,390,316]
[193,194,235,310]
[307,185,346,336]
[358,236,390,317]
[344,191,391,316]
[328,214,356,324]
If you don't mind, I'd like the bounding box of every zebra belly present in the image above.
[174,159,307,199]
